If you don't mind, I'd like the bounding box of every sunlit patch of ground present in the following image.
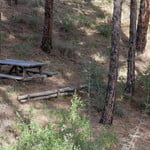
[0,0,150,149]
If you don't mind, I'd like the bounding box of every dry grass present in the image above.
[0,0,150,149]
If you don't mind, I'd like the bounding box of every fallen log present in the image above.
[18,84,87,103]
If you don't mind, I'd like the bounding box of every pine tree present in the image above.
[136,0,150,53]
[125,0,137,95]
[41,0,53,53]
[100,0,123,125]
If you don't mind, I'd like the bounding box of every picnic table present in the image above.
[0,59,57,81]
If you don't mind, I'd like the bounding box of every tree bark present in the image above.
[125,0,137,95]
[136,0,150,53]
[41,0,53,53]
[14,0,18,5]
[100,0,123,125]
[8,0,18,5]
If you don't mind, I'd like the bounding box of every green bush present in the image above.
[11,15,41,29]
[59,15,75,33]
[25,16,41,29]
[82,61,107,111]
[96,25,112,38]
[30,0,44,7]
[76,13,93,28]
[13,42,33,57]
[1,94,118,150]
[98,12,107,19]
[138,66,150,114]
[0,32,8,41]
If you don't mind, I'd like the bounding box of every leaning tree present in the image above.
[100,0,124,125]
[136,0,150,53]
[125,0,137,96]
[41,0,53,53]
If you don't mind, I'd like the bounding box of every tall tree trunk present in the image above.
[136,0,150,53]
[41,0,53,53]
[8,0,18,5]
[125,0,137,95]
[14,0,18,5]
[100,0,123,125]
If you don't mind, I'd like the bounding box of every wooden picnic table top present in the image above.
[0,59,46,68]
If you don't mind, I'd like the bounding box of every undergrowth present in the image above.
[138,66,150,114]
[81,61,107,111]
[96,24,112,38]
[0,94,118,150]
[82,60,124,116]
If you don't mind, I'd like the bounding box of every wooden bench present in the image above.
[24,69,57,77]
[0,73,46,81]
[0,73,23,80]
[0,59,57,81]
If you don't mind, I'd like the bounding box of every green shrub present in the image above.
[27,16,41,29]
[59,15,74,32]
[11,15,26,24]
[0,32,8,41]
[13,42,33,57]
[97,25,112,38]
[19,0,28,5]
[11,15,41,29]
[98,13,107,19]
[82,61,124,117]
[76,13,93,28]
[1,94,118,150]
[30,0,44,7]
[81,61,107,111]
[138,66,150,114]
[114,101,124,117]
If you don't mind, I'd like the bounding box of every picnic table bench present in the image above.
[0,59,57,81]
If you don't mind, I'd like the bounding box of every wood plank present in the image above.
[0,59,46,67]
[20,92,73,103]
[0,73,23,80]
[18,84,87,100]
[25,69,57,77]
[23,75,47,81]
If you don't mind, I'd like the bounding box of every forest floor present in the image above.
[0,0,150,150]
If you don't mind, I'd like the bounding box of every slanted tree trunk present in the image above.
[41,0,53,53]
[125,0,137,95]
[100,0,123,125]
[136,0,150,53]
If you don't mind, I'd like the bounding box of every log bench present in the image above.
[0,73,46,81]
[23,69,57,77]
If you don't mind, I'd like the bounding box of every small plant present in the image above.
[19,0,28,5]
[2,94,118,150]
[76,13,93,28]
[114,101,124,117]
[53,39,78,57]
[97,24,112,38]
[138,66,150,114]
[98,13,107,19]
[27,16,41,29]
[81,61,107,111]
[0,32,8,41]
[60,15,74,32]
[13,42,33,58]
[30,0,44,7]
[11,15,41,29]
[11,15,26,24]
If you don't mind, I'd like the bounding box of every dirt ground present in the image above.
[0,0,150,149]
